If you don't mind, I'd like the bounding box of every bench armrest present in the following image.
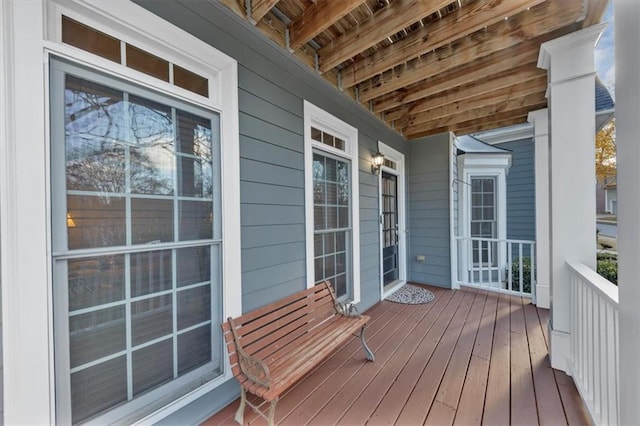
[334,301,361,318]
[237,346,272,388]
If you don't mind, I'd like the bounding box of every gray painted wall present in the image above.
[496,139,536,242]
[132,0,408,422]
[407,133,452,288]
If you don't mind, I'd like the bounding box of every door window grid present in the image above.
[312,151,351,298]
[470,177,497,266]
[381,172,399,285]
[52,64,222,424]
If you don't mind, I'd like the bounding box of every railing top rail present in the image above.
[566,260,619,304]
[454,236,536,245]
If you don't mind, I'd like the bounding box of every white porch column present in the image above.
[538,24,606,372]
[615,1,640,423]
[528,108,550,309]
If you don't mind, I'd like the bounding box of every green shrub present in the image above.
[597,258,618,285]
[510,257,532,294]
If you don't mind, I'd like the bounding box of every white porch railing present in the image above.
[567,261,619,426]
[454,236,535,299]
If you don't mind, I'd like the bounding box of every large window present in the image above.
[50,59,224,424]
[304,102,360,302]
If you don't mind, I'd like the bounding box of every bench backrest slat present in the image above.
[222,282,338,375]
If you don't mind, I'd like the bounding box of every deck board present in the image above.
[204,286,590,426]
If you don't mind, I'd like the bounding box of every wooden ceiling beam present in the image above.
[358,0,584,102]
[396,78,547,130]
[406,110,533,139]
[402,92,547,136]
[289,0,368,51]
[318,0,452,73]
[249,0,281,24]
[372,46,540,114]
[384,64,544,124]
[341,0,544,89]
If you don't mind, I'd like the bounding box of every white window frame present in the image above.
[457,154,509,277]
[303,101,360,303]
[377,142,407,300]
[1,0,240,423]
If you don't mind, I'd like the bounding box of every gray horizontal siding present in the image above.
[407,133,452,288]
[132,0,409,422]
[497,138,536,242]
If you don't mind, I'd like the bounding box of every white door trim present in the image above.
[378,142,407,300]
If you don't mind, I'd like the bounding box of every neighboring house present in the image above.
[604,177,618,214]
[595,76,616,213]
[1,0,637,425]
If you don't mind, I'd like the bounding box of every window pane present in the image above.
[130,147,174,195]
[176,110,212,159]
[311,127,322,142]
[68,255,125,311]
[179,200,213,241]
[131,295,173,346]
[177,285,211,330]
[132,339,174,396]
[126,44,170,82]
[71,356,127,424]
[176,246,211,287]
[178,157,213,198]
[325,158,337,181]
[131,198,174,244]
[67,195,126,250]
[173,65,209,97]
[178,325,211,375]
[70,306,126,368]
[130,250,172,297]
[326,182,337,204]
[314,234,323,256]
[338,207,349,228]
[327,207,338,229]
[62,16,121,63]
[314,206,325,230]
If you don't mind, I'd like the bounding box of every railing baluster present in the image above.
[518,243,523,293]
[507,242,513,291]
[566,261,618,425]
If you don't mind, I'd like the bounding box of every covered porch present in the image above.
[205,285,589,425]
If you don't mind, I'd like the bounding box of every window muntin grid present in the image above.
[51,60,222,424]
[470,177,497,266]
[312,151,351,298]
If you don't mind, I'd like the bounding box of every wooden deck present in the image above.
[204,286,590,425]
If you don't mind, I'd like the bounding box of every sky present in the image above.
[595,1,615,98]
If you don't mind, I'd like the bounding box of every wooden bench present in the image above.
[222,281,375,425]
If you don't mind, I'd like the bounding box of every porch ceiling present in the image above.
[220,0,609,139]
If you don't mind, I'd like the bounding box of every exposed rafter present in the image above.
[318,0,452,73]
[341,0,544,89]
[358,0,584,102]
[248,0,281,24]
[288,0,367,51]
[220,0,609,139]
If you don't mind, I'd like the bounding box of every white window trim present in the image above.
[457,154,509,279]
[303,100,360,304]
[377,142,407,300]
[1,0,241,424]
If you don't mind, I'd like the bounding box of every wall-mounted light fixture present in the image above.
[371,151,385,175]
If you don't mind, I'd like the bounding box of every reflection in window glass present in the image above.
[131,198,174,244]
[67,195,126,250]
[130,250,172,297]
[53,64,222,424]
[68,255,125,311]
[312,151,351,298]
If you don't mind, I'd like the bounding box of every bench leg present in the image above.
[267,397,278,426]
[235,387,247,424]
[359,326,375,361]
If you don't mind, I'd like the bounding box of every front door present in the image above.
[381,171,399,287]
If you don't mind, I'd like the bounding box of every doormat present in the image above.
[386,284,435,305]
